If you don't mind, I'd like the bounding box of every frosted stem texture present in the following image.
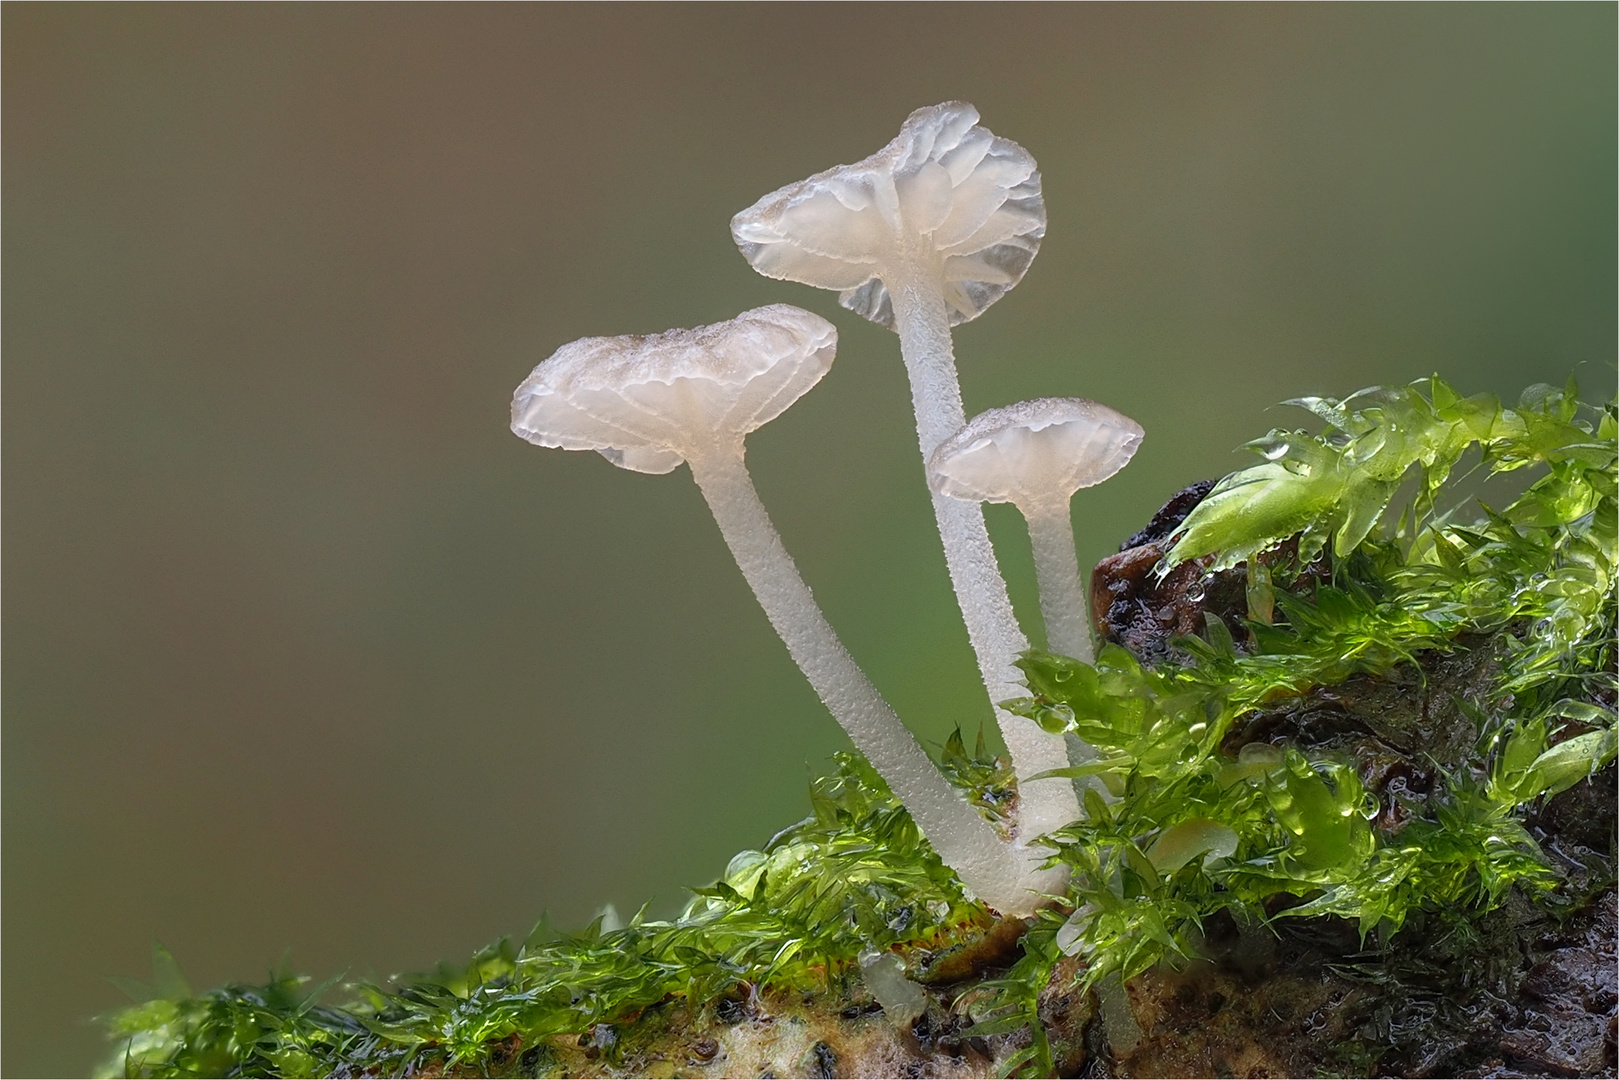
[888,260,1079,840]
[1024,503,1094,664]
[686,445,1040,914]
[1024,503,1105,806]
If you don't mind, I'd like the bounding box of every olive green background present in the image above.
[5,5,1614,1074]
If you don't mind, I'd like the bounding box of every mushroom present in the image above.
[731,101,1077,837]
[511,304,1057,915]
[928,398,1144,665]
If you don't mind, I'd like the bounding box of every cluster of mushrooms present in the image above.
[513,103,1143,919]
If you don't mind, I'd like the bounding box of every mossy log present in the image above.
[102,383,1618,1079]
[105,493,1616,1080]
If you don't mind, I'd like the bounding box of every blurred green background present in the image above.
[4,5,1613,1074]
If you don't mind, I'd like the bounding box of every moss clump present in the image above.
[103,745,1029,1079]
[102,378,1615,1079]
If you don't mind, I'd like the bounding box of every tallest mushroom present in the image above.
[731,102,1078,837]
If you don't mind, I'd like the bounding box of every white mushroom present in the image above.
[929,398,1144,664]
[511,304,1057,915]
[731,102,1078,838]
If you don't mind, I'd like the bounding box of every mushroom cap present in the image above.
[927,398,1144,508]
[731,102,1045,330]
[511,305,837,473]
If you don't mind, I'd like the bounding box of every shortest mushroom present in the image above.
[928,398,1144,664]
[512,305,1056,916]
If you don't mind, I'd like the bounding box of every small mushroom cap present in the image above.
[731,102,1045,330]
[511,305,836,473]
[927,398,1144,508]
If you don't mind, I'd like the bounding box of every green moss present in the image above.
[101,747,1012,1079]
[101,378,1616,1079]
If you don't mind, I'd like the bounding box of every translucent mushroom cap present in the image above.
[927,398,1144,510]
[731,101,1046,329]
[511,305,837,473]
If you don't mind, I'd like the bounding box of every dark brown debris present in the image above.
[1090,481,1248,663]
[1091,482,1337,666]
[917,915,1033,986]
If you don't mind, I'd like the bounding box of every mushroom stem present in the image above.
[887,260,1080,840]
[685,442,1048,914]
[1023,502,1094,663]
[1023,502,1101,802]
